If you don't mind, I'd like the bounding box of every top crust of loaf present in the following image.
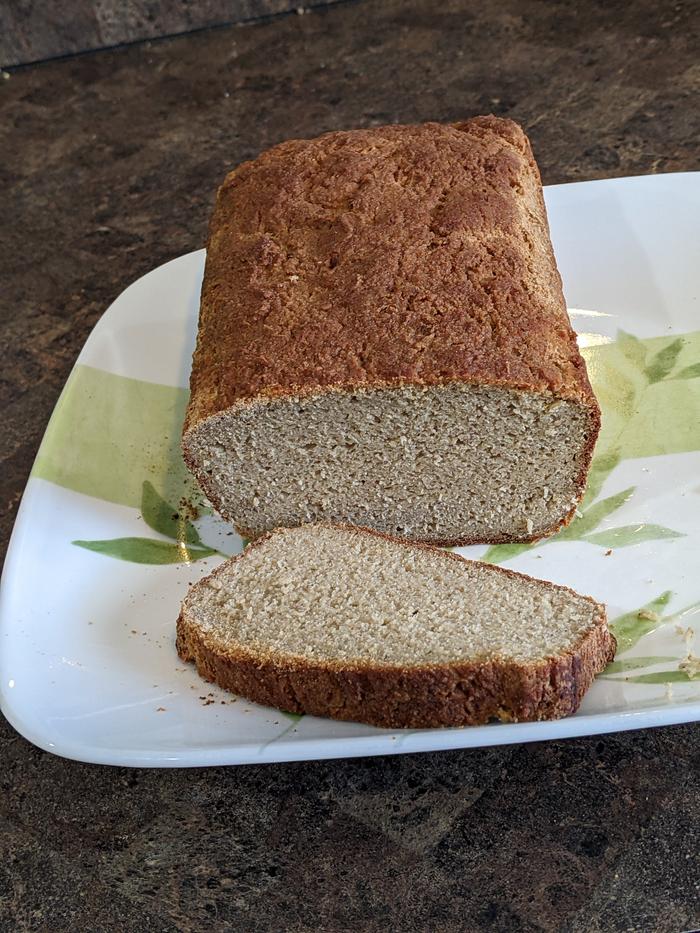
[185,116,598,433]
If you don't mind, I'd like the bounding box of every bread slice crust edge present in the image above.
[176,523,615,728]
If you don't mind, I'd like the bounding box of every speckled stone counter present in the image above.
[1,2,699,929]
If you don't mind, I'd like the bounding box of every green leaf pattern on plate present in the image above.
[74,481,221,565]
[671,362,700,381]
[73,537,218,564]
[280,711,304,723]
[621,670,699,684]
[644,337,684,384]
[557,487,636,541]
[602,656,676,675]
[616,329,648,369]
[609,591,674,653]
[601,593,700,685]
[141,480,202,546]
[582,524,684,548]
[479,541,534,565]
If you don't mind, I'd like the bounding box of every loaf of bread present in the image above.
[183,116,600,545]
[177,524,614,728]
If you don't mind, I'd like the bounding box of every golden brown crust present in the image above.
[176,524,616,728]
[184,116,599,434]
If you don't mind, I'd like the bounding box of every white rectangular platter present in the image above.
[1,172,699,766]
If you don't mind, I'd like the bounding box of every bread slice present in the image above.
[176,524,615,728]
[183,116,600,546]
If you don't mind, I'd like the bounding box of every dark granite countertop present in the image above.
[2,2,699,929]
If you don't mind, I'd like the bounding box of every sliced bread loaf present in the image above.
[177,524,614,728]
[183,116,600,546]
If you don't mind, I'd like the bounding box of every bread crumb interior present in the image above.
[186,525,599,666]
[187,384,591,543]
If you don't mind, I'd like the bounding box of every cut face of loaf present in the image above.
[186,384,594,544]
[184,116,600,544]
[177,524,615,728]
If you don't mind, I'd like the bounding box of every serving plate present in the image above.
[1,172,699,766]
